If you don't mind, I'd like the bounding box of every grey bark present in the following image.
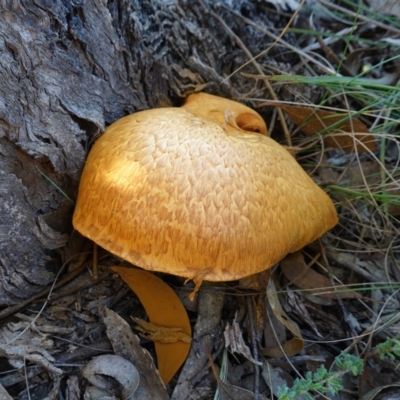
[0,0,292,304]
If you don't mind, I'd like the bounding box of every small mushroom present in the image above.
[73,93,338,287]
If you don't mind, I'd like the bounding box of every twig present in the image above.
[319,240,360,350]
[317,0,400,36]
[24,356,31,400]
[222,5,338,75]
[247,296,260,400]
[199,0,293,146]
[192,339,225,385]
[0,255,89,321]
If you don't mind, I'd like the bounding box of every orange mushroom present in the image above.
[73,93,338,288]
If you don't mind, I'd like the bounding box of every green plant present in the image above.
[38,169,75,205]
[276,353,363,400]
[376,337,400,361]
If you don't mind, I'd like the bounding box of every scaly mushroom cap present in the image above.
[73,93,338,282]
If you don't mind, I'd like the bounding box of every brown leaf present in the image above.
[102,308,169,400]
[218,380,257,400]
[281,252,361,299]
[111,267,192,384]
[359,352,400,398]
[263,298,287,351]
[262,279,304,357]
[286,288,323,338]
[239,270,270,291]
[276,103,377,153]
[224,315,262,366]
[132,317,192,344]
[208,352,257,400]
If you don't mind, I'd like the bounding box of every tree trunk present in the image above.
[0,0,290,304]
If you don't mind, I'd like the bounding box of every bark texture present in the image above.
[0,0,293,304]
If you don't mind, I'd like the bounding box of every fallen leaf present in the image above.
[209,351,258,400]
[281,105,377,153]
[102,308,169,400]
[263,298,287,351]
[272,103,377,153]
[218,381,257,400]
[286,288,323,338]
[359,352,400,398]
[0,384,14,400]
[0,316,63,375]
[82,354,139,399]
[239,270,270,291]
[65,376,80,400]
[132,317,192,344]
[261,362,294,398]
[111,267,192,384]
[263,279,304,357]
[281,252,361,299]
[224,314,262,366]
[84,386,119,400]
[360,384,400,400]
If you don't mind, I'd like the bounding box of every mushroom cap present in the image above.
[73,93,338,282]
